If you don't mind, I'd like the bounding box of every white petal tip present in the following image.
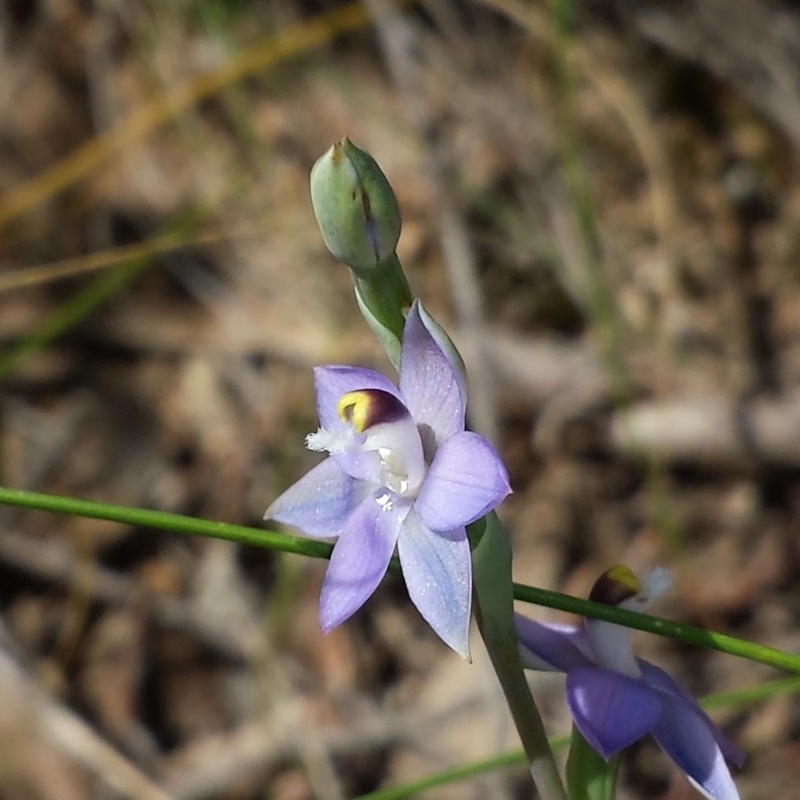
[445,631,472,661]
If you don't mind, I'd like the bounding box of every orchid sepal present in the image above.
[353,253,412,370]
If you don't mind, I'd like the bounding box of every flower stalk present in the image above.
[352,252,413,369]
[308,137,567,799]
[566,726,618,800]
[470,513,569,800]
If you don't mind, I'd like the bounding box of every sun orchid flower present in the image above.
[265,300,511,657]
[515,566,745,800]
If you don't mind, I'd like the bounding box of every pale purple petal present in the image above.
[640,662,746,768]
[414,432,511,531]
[566,667,662,759]
[514,616,595,672]
[414,302,467,406]
[318,493,409,632]
[314,365,402,430]
[399,302,465,443]
[264,457,358,538]
[397,510,472,659]
[651,689,741,800]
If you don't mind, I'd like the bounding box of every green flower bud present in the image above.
[310,138,401,271]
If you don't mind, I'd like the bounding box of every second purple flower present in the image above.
[265,300,511,657]
[515,566,745,800]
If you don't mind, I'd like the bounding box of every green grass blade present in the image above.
[0,485,798,675]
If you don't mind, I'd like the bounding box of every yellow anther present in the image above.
[606,565,641,593]
[589,565,641,606]
[337,391,372,433]
[336,388,408,433]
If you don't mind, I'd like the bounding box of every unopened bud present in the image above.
[310,138,401,271]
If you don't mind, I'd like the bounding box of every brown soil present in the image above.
[0,1,798,799]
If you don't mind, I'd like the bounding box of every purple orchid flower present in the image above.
[515,566,745,800]
[265,300,510,657]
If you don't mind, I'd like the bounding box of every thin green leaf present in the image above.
[0,486,799,675]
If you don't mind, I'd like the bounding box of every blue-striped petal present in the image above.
[397,510,472,659]
[399,302,465,444]
[264,457,358,538]
[414,431,511,531]
[318,492,409,632]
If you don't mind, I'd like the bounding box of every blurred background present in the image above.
[1,0,799,798]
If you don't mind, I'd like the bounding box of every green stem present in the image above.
[0,484,331,559]
[351,253,414,369]
[0,485,799,675]
[470,513,568,800]
[347,244,562,797]
[512,582,800,675]
[566,725,618,800]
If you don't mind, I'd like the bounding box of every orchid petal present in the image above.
[566,667,662,759]
[318,493,408,632]
[514,616,595,672]
[399,302,465,443]
[397,510,472,659]
[414,432,511,531]
[314,365,402,430]
[264,457,358,538]
[640,662,746,768]
[414,302,468,406]
[651,688,741,800]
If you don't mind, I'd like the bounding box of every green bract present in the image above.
[310,138,401,271]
